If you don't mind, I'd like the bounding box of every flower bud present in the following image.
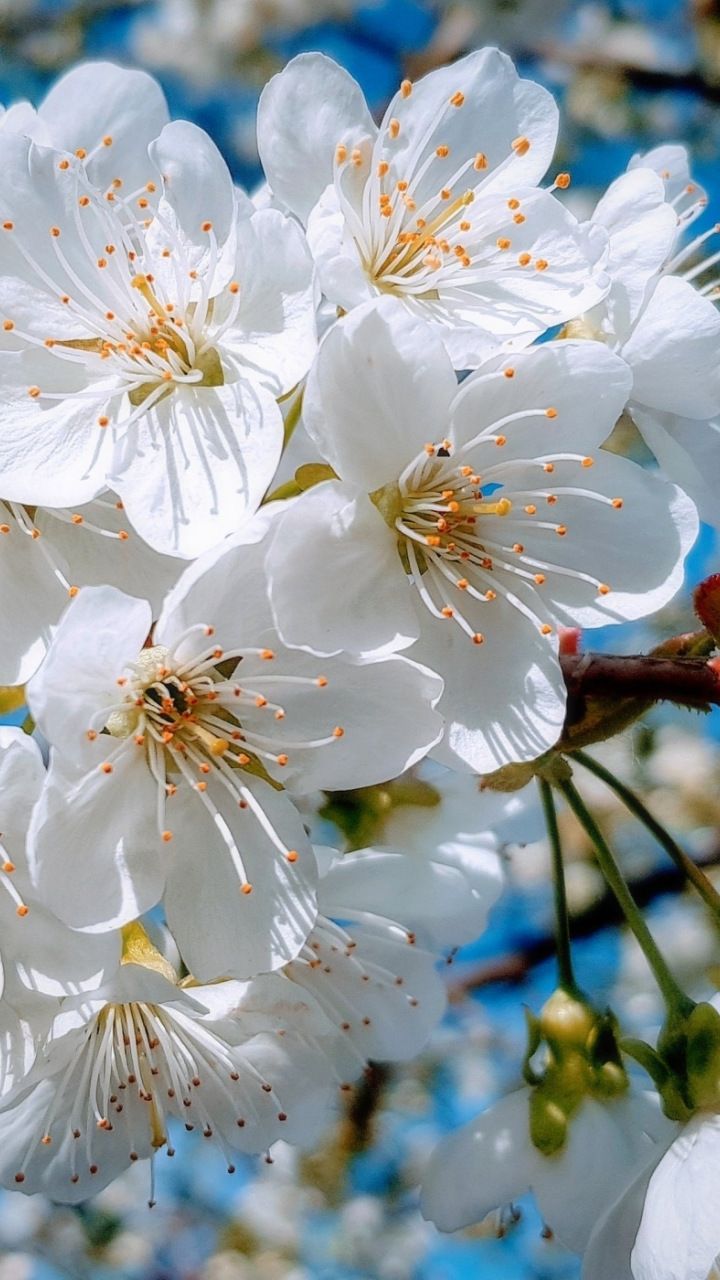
[686,1001,720,1109]
[539,988,596,1054]
[529,1087,569,1156]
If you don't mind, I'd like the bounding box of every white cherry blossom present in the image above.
[568,146,720,529]
[0,948,338,1203]
[26,518,443,980]
[0,114,316,556]
[257,48,609,367]
[266,300,697,773]
[421,1087,674,1254]
[0,835,478,1205]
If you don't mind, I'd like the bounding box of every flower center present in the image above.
[1,164,241,426]
[11,983,293,1196]
[332,76,538,299]
[90,628,341,892]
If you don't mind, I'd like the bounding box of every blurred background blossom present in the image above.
[0,0,719,1276]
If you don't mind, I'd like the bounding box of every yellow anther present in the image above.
[474,497,512,517]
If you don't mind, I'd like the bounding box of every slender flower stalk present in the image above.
[573,749,720,918]
[538,779,577,994]
[557,778,692,1016]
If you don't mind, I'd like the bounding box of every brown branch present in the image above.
[561,651,720,713]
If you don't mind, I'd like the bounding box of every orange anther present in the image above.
[555,172,571,189]
[497,237,511,250]
[50,226,61,238]
[28,386,41,399]
[436,144,449,158]
[241,883,253,895]
[535,258,549,271]
[58,159,70,170]
[512,136,530,155]
[525,504,537,515]
[556,525,568,536]
[534,573,546,585]
[472,633,485,645]
[332,726,345,738]
[102,135,113,147]
[335,143,347,164]
[473,152,488,170]
[581,456,594,467]
[162,830,173,843]
[545,407,558,419]
[100,762,113,774]
[388,118,400,139]
[540,624,552,635]
[504,367,515,378]
[16,904,28,917]
[201,220,213,232]
[401,79,412,98]
[286,850,299,863]
[612,498,624,509]
[598,583,611,595]
[2,320,13,331]
[450,91,465,107]
[518,252,531,266]
[98,415,109,427]
[316,676,328,687]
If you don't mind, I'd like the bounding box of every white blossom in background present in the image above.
[26,514,443,980]
[257,48,609,367]
[0,838,482,1202]
[569,144,720,529]
[0,940,339,1202]
[266,300,697,773]
[421,1086,674,1254]
[0,62,317,558]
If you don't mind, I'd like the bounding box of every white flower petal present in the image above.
[27,583,151,765]
[623,275,720,419]
[303,298,458,491]
[111,380,283,558]
[318,846,503,950]
[591,168,678,329]
[38,60,169,198]
[421,1089,534,1231]
[220,207,317,396]
[163,774,317,981]
[631,1114,720,1280]
[257,53,377,223]
[27,747,165,931]
[267,481,419,657]
[412,594,566,774]
[631,406,720,531]
[149,119,235,248]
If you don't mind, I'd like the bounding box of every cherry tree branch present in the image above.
[561,651,720,715]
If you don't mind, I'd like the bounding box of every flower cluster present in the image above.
[0,50,717,1279]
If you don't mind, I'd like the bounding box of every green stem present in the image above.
[557,778,692,1016]
[538,779,577,993]
[574,749,720,919]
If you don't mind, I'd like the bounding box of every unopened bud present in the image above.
[694,574,720,645]
[539,989,595,1053]
[558,626,582,656]
[529,1088,568,1156]
[687,1001,720,1109]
